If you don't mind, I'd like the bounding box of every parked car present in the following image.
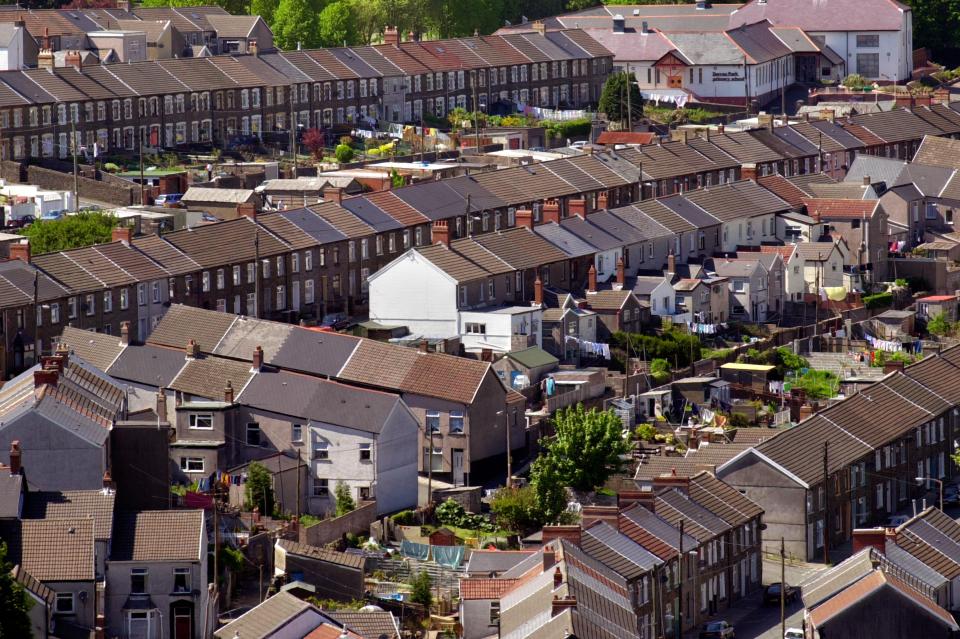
[6,214,34,229]
[885,514,910,527]
[570,140,587,149]
[154,193,183,206]
[784,629,803,639]
[700,620,735,639]
[320,312,350,331]
[40,210,63,221]
[764,582,800,605]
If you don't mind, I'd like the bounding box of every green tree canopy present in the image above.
[245,461,275,515]
[20,212,116,254]
[530,453,571,525]
[543,404,629,492]
[927,311,955,337]
[251,0,280,26]
[409,570,432,608]
[318,1,359,47]
[598,71,643,126]
[0,542,33,638]
[272,0,318,50]
[334,480,356,516]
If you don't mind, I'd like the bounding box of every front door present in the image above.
[452,449,464,486]
[173,602,193,639]
[668,74,683,89]
[292,281,301,311]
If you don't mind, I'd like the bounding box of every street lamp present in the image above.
[916,476,943,511]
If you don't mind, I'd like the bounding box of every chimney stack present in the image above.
[515,207,534,230]
[532,20,545,36]
[667,252,676,275]
[9,239,30,263]
[597,191,608,210]
[224,380,234,403]
[863,175,872,186]
[156,387,167,421]
[543,548,556,571]
[419,338,429,353]
[383,26,400,47]
[542,200,561,225]
[112,226,133,244]
[252,345,264,371]
[431,220,451,247]
[534,274,544,306]
[568,198,587,219]
[551,596,577,617]
[9,441,21,475]
[102,470,114,490]
[615,256,625,288]
[37,48,54,71]
[64,50,82,71]
[587,264,597,293]
[185,339,199,359]
[248,38,258,56]
[237,202,257,220]
[34,369,58,389]
[553,566,563,588]
[717,124,725,134]
[120,321,130,345]
[323,186,344,203]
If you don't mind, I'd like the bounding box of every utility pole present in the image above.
[138,134,145,205]
[213,494,219,592]
[823,441,830,565]
[626,70,633,132]
[296,443,302,522]
[505,409,512,487]
[71,116,79,213]
[426,427,435,509]
[780,537,786,639]
[289,84,297,178]
[472,70,481,150]
[676,519,684,639]
[253,230,260,319]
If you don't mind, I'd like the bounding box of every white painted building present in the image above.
[368,248,544,355]
[0,23,33,70]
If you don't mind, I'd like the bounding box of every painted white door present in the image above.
[452,449,464,486]
[292,281,301,311]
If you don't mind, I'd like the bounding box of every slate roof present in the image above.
[23,490,115,541]
[581,520,662,579]
[807,570,957,631]
[465,550,535,576]
[617,503,697,560]
[58,326,127,372]
[169,354,254,400]
[277,538,366,569]
[237,371,402,434]
[214,591,315,639]
[729,0,909,32]
[106,344,188,387]
[506,346,558,370]
[654,487,731,542]
[111,510,204,562]
[0,473,21,518]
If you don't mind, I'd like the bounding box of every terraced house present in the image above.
[0,28,611,160]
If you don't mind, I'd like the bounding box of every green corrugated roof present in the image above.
[507,346,559,369]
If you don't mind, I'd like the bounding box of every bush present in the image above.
[489,486,537,533]
[794,369,839,400]
[391,510,416,525]
[409,571,432,608]
[649,358,671,384]
[842,73,868,89]
[334,143,354,163]
[435,498,494,532]
[863,291,893,309]
[635,423,658,442]
[334,480,356,517]
[728,413,751,428]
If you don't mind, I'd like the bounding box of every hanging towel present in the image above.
[401,540,430,561]
[432,545,465,568]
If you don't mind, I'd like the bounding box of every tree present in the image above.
[318,1,358,47]
[907,0,960,52]
[251,0,280,26]
[335,143,355,163]
[543,404,630,492]
[245,461,275,516]
[20,212,116,254]
[409,570,432,608]
[272,0,318,50]
[301,127,325,159]
[598,72,643,126]
[927,311,955,337]
[490,485,539,532]
[529,454,570,525]
[0,542,33,638]
[334,481,356,517]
